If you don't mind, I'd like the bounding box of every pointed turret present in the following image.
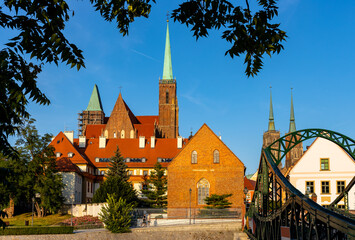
[289,89,296,133]
[162,20,173,80]
[86,84,103,111]
[268,88,275,131]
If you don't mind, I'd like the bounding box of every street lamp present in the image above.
[31,197,34,226]
[189,188,192,225]
[71,194,75,226]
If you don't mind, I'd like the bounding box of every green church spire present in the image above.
[289,88,296,133]
[268,87,275,131]
[162,20,173,80]
[86,84,103,111]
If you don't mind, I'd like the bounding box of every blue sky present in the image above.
[4,1,355,174]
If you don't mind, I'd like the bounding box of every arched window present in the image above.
[113,132,117,138]
[197,178,210,205]
[166,90,169,104]
[130,130,134,139]
[213,150,220,163]
[121,130,125,139]
[191,150,197,164]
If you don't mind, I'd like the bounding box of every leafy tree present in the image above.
[99,193,134,233]
[0,0,285,157]
[93,147,138,205]
[141,162,167,208]
[5,119,64,217]
[204,193,233,209]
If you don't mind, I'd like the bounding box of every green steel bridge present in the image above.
[244,129,355,240]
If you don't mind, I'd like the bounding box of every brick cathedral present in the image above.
[78,22,178,140]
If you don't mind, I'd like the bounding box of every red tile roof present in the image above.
[85,124,105,138]
[244,177,256,190]
[134,115,159,137]
[74,137,186,168]
[50,132,94,166]
[56,157,82,174]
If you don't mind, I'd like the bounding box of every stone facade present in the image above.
[158,80,178,138]
[167,124,245,216]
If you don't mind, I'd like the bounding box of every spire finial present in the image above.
[166,11,169,22]
[268,86,275,131]
[289,88,296,132]
[162,19,173,80]
[119,86,122,93]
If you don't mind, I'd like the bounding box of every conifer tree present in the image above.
[141,162,167,208]
[99,194,134,233]
[106,147,129,181]
[93,147,138,205]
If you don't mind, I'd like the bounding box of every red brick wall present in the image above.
[167,124,245,214]
[159,82,178,138]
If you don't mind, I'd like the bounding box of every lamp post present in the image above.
[71,194,75,226]
[31,197,34,226]
[189,188,192,225]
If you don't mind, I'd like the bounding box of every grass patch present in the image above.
[3,213,72,227]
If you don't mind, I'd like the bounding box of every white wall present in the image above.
[60,172,82,204]
[289,138,355,209]
[67,202,107,217]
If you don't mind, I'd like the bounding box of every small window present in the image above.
[68,152,74,158]
[337,204,345,209]
[321,181,330,194]
[166,90,169,104]
[143,170,148,176]
[100,170,105,175]
[306,181,314,193]
[121,130,125,139]
[56,152,61,158]
[130,130,134,138]
[320,158,329,171]
[113,132,117,138]
[191,151,197,164]
[142,183,148,191]
[337,181,345,194]
[213,150,220,164]
[128,170,133,176]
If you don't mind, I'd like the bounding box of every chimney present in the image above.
[79,136,86,148]
[151,136,155,148]
[177,136,183,149]
[99,136,106,148]
[64,131,74,144]
[139,136,145,149]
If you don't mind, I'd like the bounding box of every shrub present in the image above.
[100,194,134,233]
[0,226,74,235]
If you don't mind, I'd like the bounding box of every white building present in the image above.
[56,158,83,204]
[288,137,355,210]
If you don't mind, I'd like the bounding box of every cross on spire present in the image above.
[166,11,169,22]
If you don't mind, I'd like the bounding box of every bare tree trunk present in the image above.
[34,202,44,218]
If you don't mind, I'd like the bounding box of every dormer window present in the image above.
[68,152,74,158]
[56,152,61,158]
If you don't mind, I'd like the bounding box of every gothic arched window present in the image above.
[213,150,220,163]
[197,178,210,205]
[191,150,197,164]
[166,90,169,104]
[121,130,125,139]
[130,130,134,139]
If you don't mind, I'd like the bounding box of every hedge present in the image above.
[0,226,74,235]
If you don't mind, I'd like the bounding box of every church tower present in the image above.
[78,84,105,136]
[158,20,179,138]
[263,88,280,161]
[285,89,303,169]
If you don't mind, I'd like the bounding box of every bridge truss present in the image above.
[244,129,355,239]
